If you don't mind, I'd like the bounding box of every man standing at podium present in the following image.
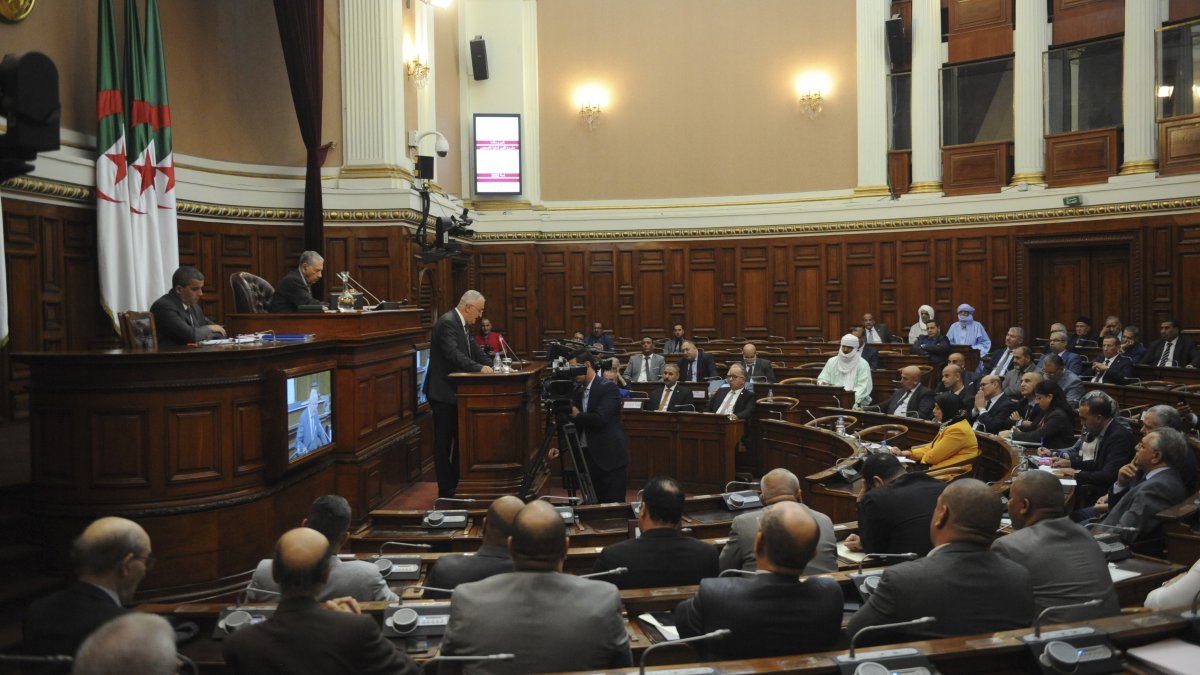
[425,290,493,499]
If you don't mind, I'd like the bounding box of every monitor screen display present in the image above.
[474,114,522,195]
[287,369,334,462]
[416,347,430,406]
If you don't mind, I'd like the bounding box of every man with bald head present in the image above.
[224,528,417,675]
[740,343,776,383]
[675,501,842,660]
[22,517,152,658]
[937,362,974,409]
[439,501,632,673]
[991,471,1119,621]
[424,496,524,598]
[74,613,178,675]
[881,365,935,419]
[968,373,1017,434]
[719,468,837,575]
[846,479,1034,645]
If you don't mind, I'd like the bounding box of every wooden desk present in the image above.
[622,410,741,493]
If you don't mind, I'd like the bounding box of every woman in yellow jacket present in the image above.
[896,392,979,469]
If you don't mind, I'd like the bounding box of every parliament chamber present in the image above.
[6,0,1200,673]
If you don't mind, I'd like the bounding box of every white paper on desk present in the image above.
[638,613,679,641]
[1000,518,1012,529]
[1126,637,1200,675]
[837,544,867,563]
[897,457,915,464]
[1058,478,1077,486]
[1107,563,1140,583]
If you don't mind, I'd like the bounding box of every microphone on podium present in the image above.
[638,628,730,675]
[857,552,918,574]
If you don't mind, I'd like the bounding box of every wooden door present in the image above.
[1030,245,1129,340]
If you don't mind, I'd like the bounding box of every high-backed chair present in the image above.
[229,272,275,314]
[855,423,909,445]
[119,311,158,350]
[806,415,857,433]
[779,376,818,385]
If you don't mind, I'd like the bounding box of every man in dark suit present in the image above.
[1039,330,1086,376]
[677,340,717,382]
[719,469,838,575]
[222,528,418,675]
[22,517,153,658]
[912,321,951,364]
[645,364,693,412]
[424,291,493,498]
[1094,428,1190,548]
[937,363,975,409]
[992,471,1120,621]
[149,266,226,347]
[570,349,630,503]
[968,374,1017,434]
[674,502,843,660]
[662,324,687,356]
[862,313,894,344]
[985,327,1025,378]
[882,366,935,419]
[841,453,945,557]
[1141,318,1197,368]
[592,476,718,589]
[1068,316,1099,350]
[424,496,523,598]
[846,479,1035,645]
[706,364,756,420]
[1002,346,1037,397]
[1088,335,1134,384]
[267,250,325,312]
[1049,393,1136,505]
[740,343,777,383]
[584,320,614,353]
[849,326,880,369]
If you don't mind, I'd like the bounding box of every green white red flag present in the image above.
[143,0,178,255]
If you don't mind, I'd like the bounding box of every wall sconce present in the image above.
[574,84,609,131]
[794,71,832,120]
[579,103,602,130]
[407,56,431,88]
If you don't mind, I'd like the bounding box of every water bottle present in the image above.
[768,387,775,399]
[879,439,888,455]
[493,352,502,371]
[835,415,846,436]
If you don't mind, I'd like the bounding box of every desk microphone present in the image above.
[406,584,454,596]
[380,541,433,554]
[1030,599,1103,639]
[1086,522,1137,534]
[336,270,384,307]
[806,410,818,421]
[845,616,936,659]
[723,480,760,493]
[580,567,627,580]
[433,497,478,507]
[239,585,281,605]
[499,337,525,366]
[638,628,730,675]
[538,495,582,505]
[424,653,515,666]
[718,569,759,578]
[858,552,917,574]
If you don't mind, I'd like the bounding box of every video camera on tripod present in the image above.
[519,341,599,503]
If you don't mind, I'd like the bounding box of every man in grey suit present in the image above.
[1042,354,1084,407]
[1001,346,1037,398]
[740,343,777,383]
[991,471,1119,621]
[623,336,666,383]
[247,495,397,603]
[719,468,836,575]
[438,500,632,674]
[1094,428,1190,548]
[846,479,1034,646]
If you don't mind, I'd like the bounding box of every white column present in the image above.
[908,0,942,194]
[415,1,439,177]
[1119,0,1163,175]
[1012,0,1049,185]
[854,0,891,197]
[338,0,411,187]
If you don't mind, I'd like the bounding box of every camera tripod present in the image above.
[519,400,597,504]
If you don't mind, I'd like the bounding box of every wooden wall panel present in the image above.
[1045,128,1121,187]
[948,0,1014,64]
[1171,0,1200,21]
[1052,0,1125,46]
[1159,114,1200,178]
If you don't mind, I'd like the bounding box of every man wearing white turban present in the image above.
[909,305,935,344]
[946,304,992,373]
[817,334,873,408]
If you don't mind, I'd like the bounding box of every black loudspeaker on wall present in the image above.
[470,36,489,81]
[884,16,908,69]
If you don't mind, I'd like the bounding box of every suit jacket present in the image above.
[718,504,837,576]
[267,268,320,313]
[424,309,490,405]
[1011,407,1075,450]
[674,573,843,661]
[912,335,951,361]
[623,353,666,383]
[1141,336,1197,368]
[882,384,935,419]
[741,357,777,383]
[1049,370,1085,407]
[423,544,513,599]
[295,407,331,453]
[991,517,1120,621]
[865,323,894,344]
[984,345,1019,376]
[644,383,693,412]
[592,528,719,590]
[1122,341,1148,363]
[223,596,417,675]
[1068,332,1099,350]
[676,351,717,382]
[705,387,756,420]
[150,290,220,347]
[969,394,1017,434]
[859,345,880,370]
[662,337,686,355]
[1087,353,1134,385]
[846,541,1035,645]
[572,376,630,472]
[21,582,126,658]
[246,556,397,603]
[1002,362,1037,397]
[438,571,632,675]
[1063,419,1136,497]
[1039,350,1086,376]
[584,333,614,353]
[856,472,946,556]
[1102,467,1188,544]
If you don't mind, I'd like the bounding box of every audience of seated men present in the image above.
[73,613,179,675]
[623,336,665,383]
[247,495,397,603]
[267,250,325,313]
[911,320,951,364]
[1088,335,1135,385]
[644,363,692,412]
[881,365,935,419]
[1041,353,1084,408]
[439,500,632,674]
[1002,380,1077,450]
[1141,318,1198,368]
[845,479,1034,646]
[674,502,843,661]
[991,471,1120,621]
[592,476,718,589]
[705,364,756,420]
[1068,316,1099,350]
[842,453,945,556]
[848,325,880,369]
[150,265,226,347]
[740,342,776,383]
[424,496,523,598]
[968,374,1017,434]
[22,517,152,659]
[719,469,837,575]
[896,393,980,470]
[1001,346,1037,398]
[985,327,1025,379]
[1039,331,1086,376]
[935,363,975,410]
[1140,404,1198,493]
[1092,428,1190,550]
[677,340,717,382]
[1121,325,1148,363]
[1099,316,1124,342]
[1043,392,1135,505]
[223,528,419,675]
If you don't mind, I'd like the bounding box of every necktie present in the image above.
[985,398,993,411]
[993,350,1011,376]
[642,357,651,382]
[718,390,738,415]
[658,386,672,412]
[690,361,697,381]
[746,362,754,379]
[896,390,911,410]
[1159,341,1174,367]
[1093,359,1110,383]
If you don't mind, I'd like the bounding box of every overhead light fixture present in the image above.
[795,71,832,120]
[407,56,431,88]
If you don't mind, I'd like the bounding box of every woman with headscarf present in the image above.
[945,303,991,371]
[896,392,979,469]
[817,334,873,408]
[908,305,934,344]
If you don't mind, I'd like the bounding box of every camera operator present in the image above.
[569,349,630,503]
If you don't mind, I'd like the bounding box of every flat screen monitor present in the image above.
[416,347,430,407]
[287,369,334,463]
[473,113,522,195]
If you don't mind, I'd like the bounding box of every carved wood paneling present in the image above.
[948,0,1014,64]
[1045,127,1121,187]
[1158,114,1200,177]
[1171,0,1200,21]
[942,141,1013,196]
[888,151,912,196]
[1052,0,1125,46]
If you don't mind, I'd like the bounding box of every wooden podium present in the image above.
[449,362,546,497]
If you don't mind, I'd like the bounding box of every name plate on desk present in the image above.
[623,400,644,410]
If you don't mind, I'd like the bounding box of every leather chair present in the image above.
[119,311,158,350]
[229,272,275,314]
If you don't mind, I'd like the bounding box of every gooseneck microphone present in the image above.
[1032,599,1103,639]
[433,497,478,507]
[718,569,759,578]
[858,552,918,574]
[379,541,433,553]
[638,628,731,675]
[406,584,454,596]
[723,480,760,492]
[424,653,516,665]
[580,567,627,580]
[846,617,936,659]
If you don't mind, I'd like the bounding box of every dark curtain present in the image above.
[273,0,328,255]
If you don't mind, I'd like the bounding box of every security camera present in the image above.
[410,130,450,158]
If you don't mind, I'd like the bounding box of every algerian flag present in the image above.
[144,0,178,273]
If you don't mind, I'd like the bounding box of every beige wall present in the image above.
[1,0,342,167]
[536,0,858,201]
[435,7,462,196]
